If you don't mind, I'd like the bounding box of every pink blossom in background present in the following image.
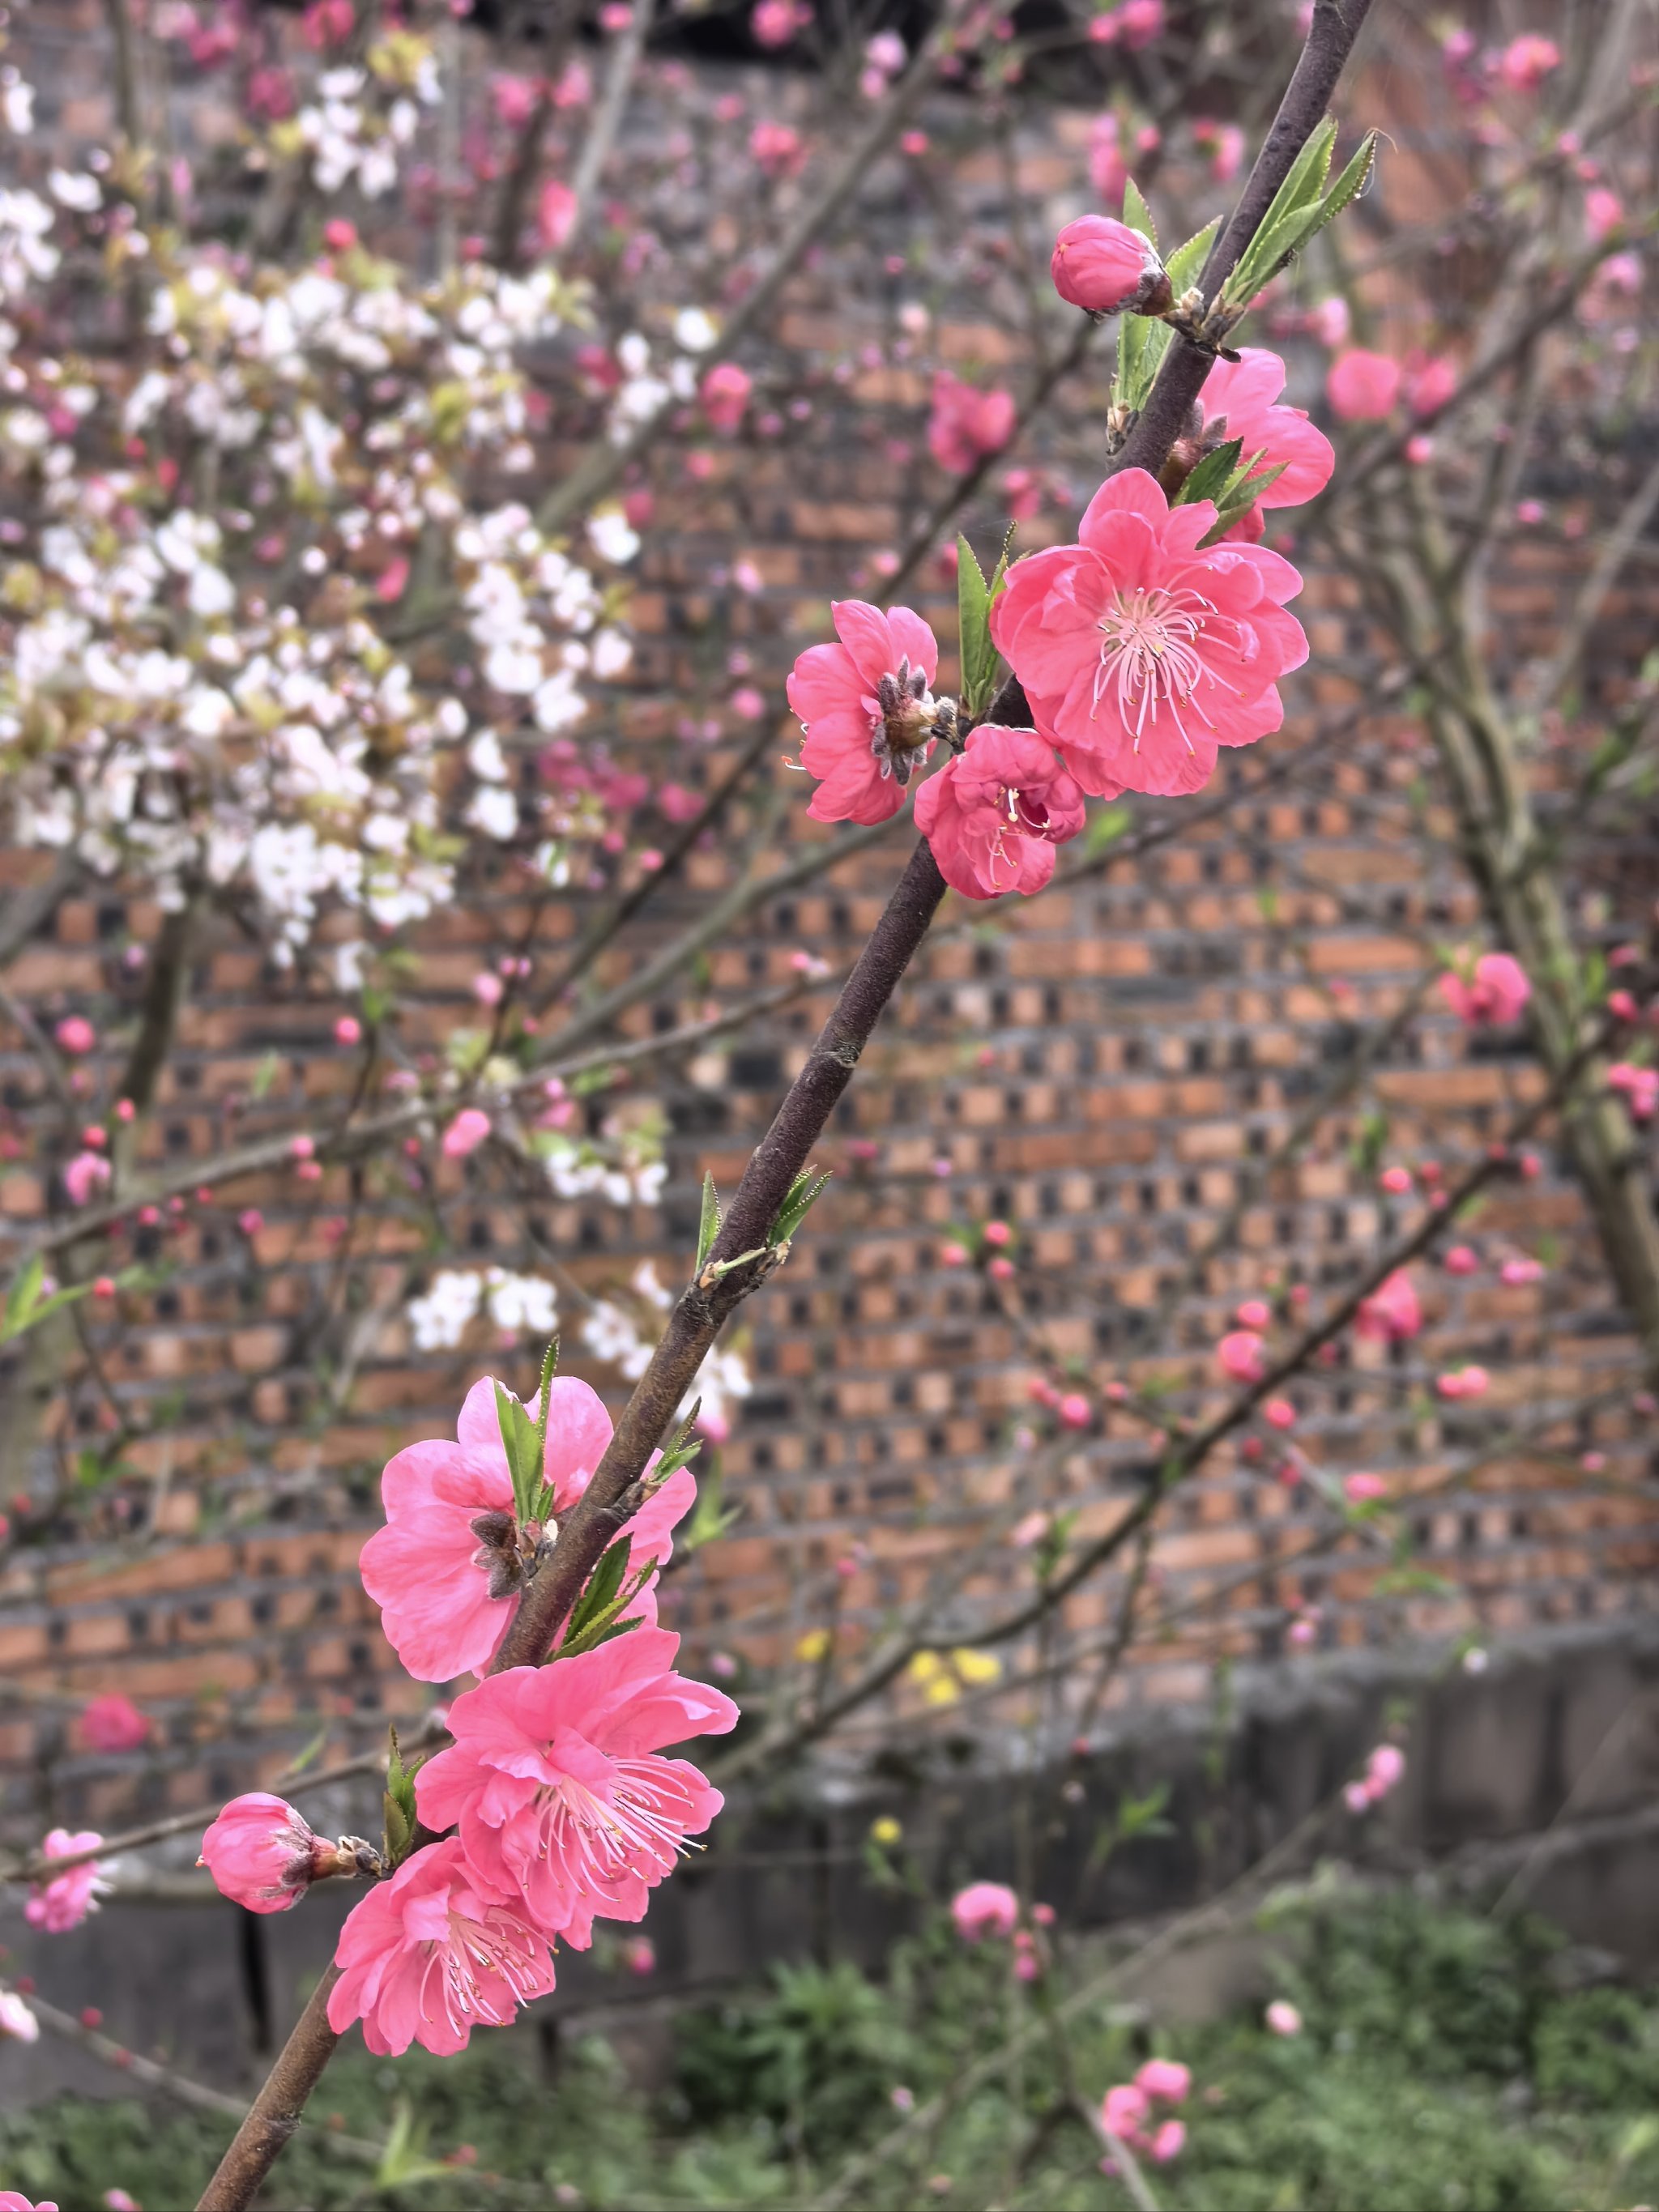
[1097,0,1165,49]
[25,1830,109,1933]
[0,2195,59,2212]
[952,1880,1019,1939]
[750,0,806,46]
[198,1793,327,1914]
[1585,187,1624,242]
[1379,1166,1413,1196]
[991,469,1307,800]
[1439,951,1531,1026]
[1499,1257,1545,1285]
[63,1150,110,1205]
[701,362,753,433]
[1355,1268,1422,1343]
[1265,1999,1303,2035]
[1444,1245,1480,1275]
[1193,117,1246,184]
[441,1107,492,1160]
[1310,296,1350,347]
[1365,1744,1405,1797]
[1101,2082,1150,2136]
[1436,1365,1490,1400]
[1192,347,1336,514]
[0,1990,39,2042]
[328,1838,557,2056]
[928,373,1017,472]
[334,1015,362,1046]
[1263,1398,1297,1430]
[553,58,592,105]
[1136,2059,1191,2102]
[1235,1298,1272,1329]
[1497,34,1560,91]
[914,725,1085,900]
[1218,1330,1266,1383]
[1012,1509,1052,1548]
[417,1630,736,1946]
[1610,1063,1659,1120]
[53,1016,96,1055]
[1326,349,1402,421]
[360,1375,695,1681]
[1149,2120,1187,2163]
[749,121,805,177]
[1343,1472,1388,1504]
[1088,113,1129,204]
[624,1936,656,1975]
[787,600,945,825]
[78,1694,150,1752]
[537,179,577,253]
[1049,215,1166,315]
[490,73,539,128]
[1404,352,1458,418]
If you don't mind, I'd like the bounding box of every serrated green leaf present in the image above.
[683,1460,742,1552]
[1173,435,1244,509]
[695,1172,722,1273]
[1122,177,1158,254]
[1222,126,1376,318]
[494,1381,544,1525]
[770,1166,832,1248]
[1166,215,1219,297]
[532,1335,560,1502]
[563,1539,632,1645]
[1304,130,1377,241]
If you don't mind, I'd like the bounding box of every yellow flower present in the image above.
[795,1627,831,1663]
[951,1647,1002,1686]
[923,1676,961,1707]
[869,1816,902,1847]
[906,1651,945,1683]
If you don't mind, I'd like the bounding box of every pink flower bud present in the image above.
[441,1108,492,1160]
[54,1016,96,1055]
[1217,1329,1266,1383]
[983,1220,1013,1247]
[1057,1392,1092,1430]
[1444,1244,1479,1275]
[1325,349,1402,422]
[1149,2119,1186,2163]
[1135,2059,1191,2103]
[1101,2082,1149,2137]
[1235,1298,1272,1329]
[1342,1472,1388,1504]
[198,1793,330,1915]
[987,1255,1016,1281]
[77,1694,149,1752]
[334,1016,362,1046]
[1265,1999,1302,2035]
[1050,215,1171,317]
[1263,1398,1296,1430]
[1379,1166,1413,1195]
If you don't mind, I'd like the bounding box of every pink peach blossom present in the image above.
[1218,1329,1266,1383]
[1235,1298,1272,1329]
[1136,2058,1191,2102]
[0,2195,59,2211]
[1192,347,1335,513]
[991,469,1307,799]
[537,179,577,253]
[1404,352,1458,418]
[1088,113,1129,204]
[1049,215,1167,316]
[1265,1999,1302,2035]
[1610,1063,1659,1121]
[1585,186,1624,243]
[1355,1268,1422,1343]
[198,1793,328,1915]
[1444,1245,1479,1275]
[1149,2120,1186,2163]
[1500,1256,1544,1285]
[701,362,753,433]
[327,1838,556,2056]
[749,120,805,176]
[1343,1472,1388,1504]
[441,1108,492,1160]
[63,1150,112,1206]
[78,1694,150,1752]
[1263,1398,1296,1430]
[416,1630,736,1945]
[928,373,1016,473]
[1101,2082,1150,2136]
[914,725,1084,900]
[54,1016,96,1055]
[952,1880,1018,1939]
[787,600,947,825]
[1437,1365,1489,1400]
[25,1829,109,1932]
[1325,349,1402,422]
[1058,1392,1092,1429]
[360,1375,695,1681]
[1379,1166,1414,1196]
[1497,34,1559,91]
[1439,951,1530,1026]
[1366,1743,1405,1796]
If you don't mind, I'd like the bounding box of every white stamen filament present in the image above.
[1094,584,1235,755]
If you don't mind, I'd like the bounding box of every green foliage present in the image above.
[7,1894,1659,2210]
[956,534,1009,722]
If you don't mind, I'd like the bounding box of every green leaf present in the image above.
[531,1336,560,1494]
[1173,435,1244,509]
[770,1166,832,1249]
[653,1404,705,1485]
[249,1051,281,1101]
[955,535,1005,721]
[1121,177,1158,254]
[1084,802,1133,853]
[284,1725,330,1777]
[695,1171,722,1273]
[1306,130,1378,242]
[375,2099,454,2192]
[1222,126,1377,318]
[494,1381,544,1525]
[682,1460,743,1552]
[562,1539,633,1647]
[1165,215,1219,297]
[2,1255,44,1345]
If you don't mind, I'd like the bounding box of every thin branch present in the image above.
[566,0,657,242]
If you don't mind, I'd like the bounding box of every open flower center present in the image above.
[420,1903,545,2035]
[530,1759,696,1906]
[866,657,956,786]
[1094,584,1224,752]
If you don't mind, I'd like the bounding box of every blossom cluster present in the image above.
[198,1377,736,2054]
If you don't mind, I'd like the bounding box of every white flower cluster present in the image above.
[0,195,637,960]
[541,1134,667,1208]
[406,1266,558,1353]
[581,1263,752,1436]
[296,56,435,201]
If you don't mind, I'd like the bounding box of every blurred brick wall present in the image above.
[2,0,1657,1837]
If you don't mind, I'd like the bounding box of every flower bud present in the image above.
[198,1792,347,1915]
[1050,215,1171,317]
